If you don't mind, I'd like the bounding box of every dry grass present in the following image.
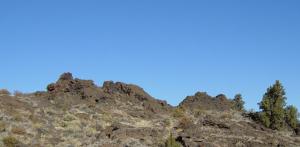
[13,114,23,122]
[63,114,76,122]
[0,121,6,132]
[219,112,233,120]
[193,108,207,117]
[163,119,171,127]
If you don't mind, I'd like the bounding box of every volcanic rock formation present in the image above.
[0,73,299,147]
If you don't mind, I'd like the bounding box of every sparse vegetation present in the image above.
[165,133,181,147]
[193,108,206,117]
[178,116,193,129]
[220,112,233,120]
[2,136,18,147]
[172,107,185,118]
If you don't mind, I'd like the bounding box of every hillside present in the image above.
[0,73,299,147]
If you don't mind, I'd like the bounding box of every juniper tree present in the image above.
[259,80,286,130]
[232,94,245,111]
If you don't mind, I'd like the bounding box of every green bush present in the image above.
[165,133,181,147]
[285,105,299,129]
[2,136,18,147]
[260,112,271,128]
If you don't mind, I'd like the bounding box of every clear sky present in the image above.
[0,0,299,110]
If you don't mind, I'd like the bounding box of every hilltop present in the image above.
[0,73,299,147]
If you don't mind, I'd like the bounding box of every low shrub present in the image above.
[165,133,181,147]
[2,136,18,147]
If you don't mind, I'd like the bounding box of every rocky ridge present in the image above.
[0,73,299,147]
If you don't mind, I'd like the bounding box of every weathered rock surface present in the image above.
[0,73,299,147]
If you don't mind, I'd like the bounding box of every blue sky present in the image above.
[0,0,299,110]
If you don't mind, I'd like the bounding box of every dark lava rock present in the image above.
[179,91,233,112]
[46,72,102,100]
[102,81,171,113]
[59,72,73,81]
[103,81,132,95]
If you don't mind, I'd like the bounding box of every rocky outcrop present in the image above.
[102,81,171,115]
[45,73,172,118]
[46,73,102,100]
[179,92,233,112]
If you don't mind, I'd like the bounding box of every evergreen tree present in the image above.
[285,105,299,129]
[259,80,286,130]
[232,94,245,111]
